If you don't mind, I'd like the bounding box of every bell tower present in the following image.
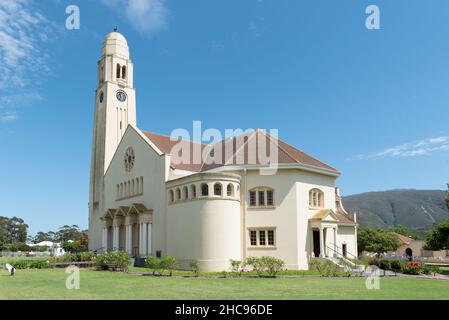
[89,31,136,250]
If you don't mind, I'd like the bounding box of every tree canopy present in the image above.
[425,220,449,251]
[357,228,401,254]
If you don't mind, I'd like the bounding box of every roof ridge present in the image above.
[142,130,206,149]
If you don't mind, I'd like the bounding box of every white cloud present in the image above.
[101,0,169,35]
[356,136,449,160]
[0,91,42,109]
[0,112,18,122]
[0,1,54,123]
[0,0,54,90]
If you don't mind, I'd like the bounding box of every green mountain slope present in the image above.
[342,189,449,234]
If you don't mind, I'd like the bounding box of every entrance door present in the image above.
[313,230,320,257]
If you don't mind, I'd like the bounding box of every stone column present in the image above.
[102,227,107,251]
[333,228,337,257]
[142,223,148,256]
[319,227,325,258]
[125,225,130,254]
[147,223,152,256]
[113,226,119,251]
[138,223,143,256]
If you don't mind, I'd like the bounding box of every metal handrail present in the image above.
[327,242,358,261]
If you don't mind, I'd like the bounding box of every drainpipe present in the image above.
[242,168,247,260]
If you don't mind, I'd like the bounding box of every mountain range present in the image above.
[342,189,449,236]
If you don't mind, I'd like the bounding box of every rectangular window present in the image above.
[267,190,274,206]
[258,191,265,206]
[249,229,276,247]
[267,230,275,246]
[250,230,257,246]
[249,191,257,206]
[259,230,266,246]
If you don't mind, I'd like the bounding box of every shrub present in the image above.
[9,259,49,269]
[243,256,285,278]
[390,260,402,273]
[422,264,439,275]
[92,251,130,272]
[401,261,421,275]
[4,242,31,252]
[378,259,391,271]
[189,260,199,277]
[160,256,180,276]
[229,259,242,275]
[309,258,340,277]
[145,256,162,275]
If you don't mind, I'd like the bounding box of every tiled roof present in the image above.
[391,232,414,245]
[142,130,338,174]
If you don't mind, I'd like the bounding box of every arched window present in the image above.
[176,188,181,201]
[116,184,119,199]
[132,179,135,195]
[227,184,234,197]
[249,187,274,207]
[201,184,209,196]
[136,178,139,195]
[122,65,126,79]
[191,185,197,198]
[116,63,121,79]
[214,183,222,196]
[183,186,188,199]
[120,183,123,198]
[309,188,324,208]
[169,190,174,203]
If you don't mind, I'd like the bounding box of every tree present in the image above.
[357,228,401,255]
[6,217,28,243]
[445,184,449,212]
[0,216,9,244]
[425,220,449,250]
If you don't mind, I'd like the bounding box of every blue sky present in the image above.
[0,0,448,234]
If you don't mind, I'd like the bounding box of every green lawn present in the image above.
[0,269,449,300]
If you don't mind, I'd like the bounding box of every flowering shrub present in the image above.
[401,261,421,275]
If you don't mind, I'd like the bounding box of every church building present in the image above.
[88,32,358,271]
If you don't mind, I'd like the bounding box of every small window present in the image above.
[309,188,324,208]
[249,191,256,206]
[258,191,265,206]
[249,229,276,247]
[183,186,188,200]
[169,190,174,203]
[267,230,275,246]
[250,231,257,246]
[122,65,126,79]
[267,190,274,206]
[227,184,234,197]
[176,188,181,201]
[201,184,209,196]
[116,63,121,79]
[191,185,197,198]
[249,187,274,207]
[214,183,222,196]
[259,230,266,246]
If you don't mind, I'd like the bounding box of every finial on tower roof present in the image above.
[113,26,118,32]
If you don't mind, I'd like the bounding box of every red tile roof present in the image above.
[142,130,338,174]
[391,232,414,245]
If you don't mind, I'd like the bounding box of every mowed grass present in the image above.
[0,269,449,300]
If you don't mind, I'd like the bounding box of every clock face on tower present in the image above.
[124,147,135,171]
[116,90,127,102]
